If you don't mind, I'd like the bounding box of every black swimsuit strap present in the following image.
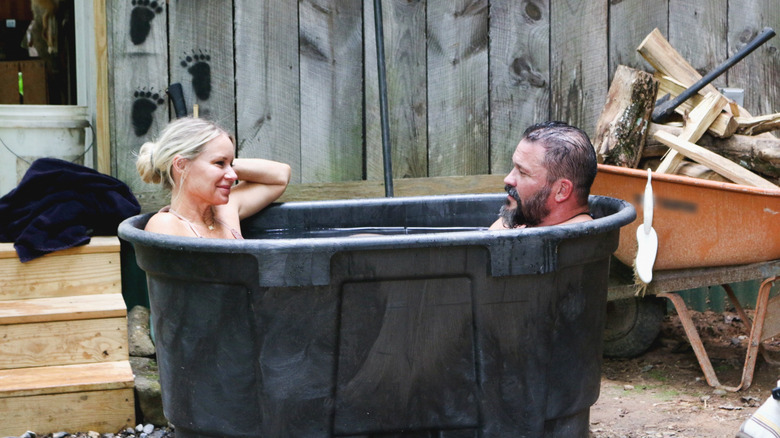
[565,211,592,222]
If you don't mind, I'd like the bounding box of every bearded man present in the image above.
[489,121,597,230]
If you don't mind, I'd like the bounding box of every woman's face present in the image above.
[178,134,237,205]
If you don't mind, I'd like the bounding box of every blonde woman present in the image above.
[136,117,290,238]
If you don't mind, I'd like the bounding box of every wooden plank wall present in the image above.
[107,0,780,210]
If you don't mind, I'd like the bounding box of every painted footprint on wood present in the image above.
[181,51,211,100]
[132,88,165,136]
[130,0,163,45]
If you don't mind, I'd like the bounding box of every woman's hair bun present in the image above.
[136,141,162,185]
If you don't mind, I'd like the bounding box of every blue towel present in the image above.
[0,158,140,262]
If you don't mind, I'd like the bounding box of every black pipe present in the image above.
[374,0,394,197]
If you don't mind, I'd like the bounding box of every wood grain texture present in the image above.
[593,65,657,167]
[0,361,134,396]
[0,251,121,300]
[655,92,728,174]
[19,60,47,104]
[106,0,169,200]
[609,0,668,82]
[736,113,780,136]
[550,0,608,137]
[653,130,778,189]
[489,0,550,175]
[0,388,134,436]
[647,124,780,180]
[427,0,490,177]
[0,317,129,369]
[234,0,302,181]
[93,0,111,174]
[169,0,236,131]
[0,293,127,325]
[103,2,780,201]
[0,236,120,259]
[365,0,428,180]
[653,73,737,137]
[278,174,504,202]
[637,29,722,97]
[299,0,364,182]
[668,1,728,90]
[0,61,18,104]
[727,0,780,121]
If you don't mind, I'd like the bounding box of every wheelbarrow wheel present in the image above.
[603,296,666,358]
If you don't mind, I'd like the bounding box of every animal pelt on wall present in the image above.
[31,0,62,55]
[28,0,75,105]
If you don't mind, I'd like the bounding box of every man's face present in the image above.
[499,140,552,227]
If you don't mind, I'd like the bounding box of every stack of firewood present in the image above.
[594,28,779,189]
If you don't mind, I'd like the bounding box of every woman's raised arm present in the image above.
[229,158,291,219]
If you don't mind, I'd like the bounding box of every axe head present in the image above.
[651,93,676,123]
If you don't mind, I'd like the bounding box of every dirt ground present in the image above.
[590,308,780,438]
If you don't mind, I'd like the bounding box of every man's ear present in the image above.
[554,178,574,202]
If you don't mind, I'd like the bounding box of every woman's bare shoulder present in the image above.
[144,211,192,236]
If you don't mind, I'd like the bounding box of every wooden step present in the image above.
[0,308,129,370]
[0,361,135,436]
[0,360,134,397]
[0,236,121,301]
[0,293,127,325]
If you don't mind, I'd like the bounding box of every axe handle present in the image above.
[653,27,775,122]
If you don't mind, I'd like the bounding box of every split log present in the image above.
[593,65,658,167]
[655,74,738,137]
[675,162,730,182]
[646,124,780,180]
[655,92,728,174]
[636,29,768,138]
[736,113,780,136]
[653,130,779,189]
[640,156,730,182]
[637,29,720,96]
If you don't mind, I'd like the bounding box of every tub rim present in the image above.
[119,193,634,251]
[119,193,635,285]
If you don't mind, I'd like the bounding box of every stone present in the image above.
[130,357,168,426]
[128,306,156,357]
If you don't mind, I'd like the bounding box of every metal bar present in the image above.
[607,259,780,301]
[657,292,722,388]
[658,276,779,392]
[722,282,779,366]
[723,283,752,326]
[374,0,394,197]
[738,276,778,390]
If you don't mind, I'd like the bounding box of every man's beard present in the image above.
[499,184,551,228]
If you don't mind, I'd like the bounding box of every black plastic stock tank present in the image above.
[118,193,635,438]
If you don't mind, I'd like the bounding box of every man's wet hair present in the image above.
[522,121,597,205]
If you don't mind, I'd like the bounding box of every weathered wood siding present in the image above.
[108,0,780,207]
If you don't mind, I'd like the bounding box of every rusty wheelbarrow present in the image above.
[593,164,780,391]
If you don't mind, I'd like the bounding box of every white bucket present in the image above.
[0,105,92,197]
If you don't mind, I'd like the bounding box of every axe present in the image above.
[652,27,775,123]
